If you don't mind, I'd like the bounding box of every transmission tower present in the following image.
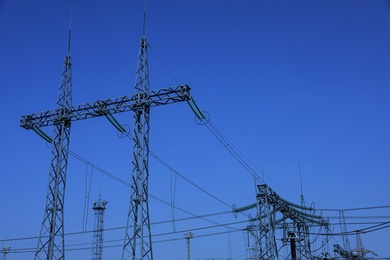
[31,1,73,259]
[21,2,195,260]
[92,197,108,260]
[120,2,154,258]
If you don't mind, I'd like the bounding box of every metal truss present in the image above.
[20,85,190,130]
[257,184,313,260]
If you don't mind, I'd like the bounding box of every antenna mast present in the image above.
[299,162,305,207]
[92,196,108,260]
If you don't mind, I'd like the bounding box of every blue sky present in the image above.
[1,0,390,259]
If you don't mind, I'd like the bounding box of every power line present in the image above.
[69,149,242,231]
[148,41,301,197]
[0,209,235,243]
[1,219,249,255]
[310,221,390,236]
[4,219,390,256]
[318,205,390,212]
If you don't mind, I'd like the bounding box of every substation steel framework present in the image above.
[257,184,312,260]
[20,34,191,259]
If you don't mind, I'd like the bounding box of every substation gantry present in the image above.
[235,184,330,260]
[20,12,203,260]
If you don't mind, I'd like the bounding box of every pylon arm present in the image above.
[20,84,191,129]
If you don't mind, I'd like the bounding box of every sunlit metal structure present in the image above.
[20,4,192,260]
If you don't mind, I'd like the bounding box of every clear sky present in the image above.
[1,0,390,259]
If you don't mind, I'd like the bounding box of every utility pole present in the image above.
[92,197,108,260]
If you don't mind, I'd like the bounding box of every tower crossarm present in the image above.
[20,84,191,129]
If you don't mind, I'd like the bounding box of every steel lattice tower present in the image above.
[35,55,71,260]
[122,31,154,260]
[92,197,108,260]
[257,185,278,259]
[34,3,73,258]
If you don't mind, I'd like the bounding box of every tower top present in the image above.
[92,197,108,210]
[142,0,147,36]
[67,0,74,55]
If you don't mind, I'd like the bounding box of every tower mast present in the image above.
[35,1,73,259]
[122,2,153,259]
